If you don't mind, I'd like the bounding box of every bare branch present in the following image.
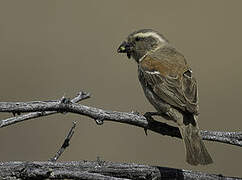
[0,91,90,128]
[0,161,240,180]
[0,92,241,147]
[49,121,77,162]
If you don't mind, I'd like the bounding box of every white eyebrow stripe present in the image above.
[145,70,160,75]
[134,32,166,43]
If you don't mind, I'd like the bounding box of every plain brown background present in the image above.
[0,0,241,178]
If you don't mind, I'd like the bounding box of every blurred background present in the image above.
[0,0,241,177]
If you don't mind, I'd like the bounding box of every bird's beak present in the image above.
[117,41,132,59]
[117,41,128,53]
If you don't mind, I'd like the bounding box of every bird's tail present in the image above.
[178,115,213,165]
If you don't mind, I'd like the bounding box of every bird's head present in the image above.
[117,29,168,62]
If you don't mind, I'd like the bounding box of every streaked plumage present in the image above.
[118,29,213,165]
[138,46,199,115]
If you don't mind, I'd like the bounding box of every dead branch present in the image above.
[49,121,77,162]
[0,91,241,147]
[0,161,240,180]
[0,91,90,128]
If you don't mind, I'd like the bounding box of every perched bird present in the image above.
[117,29,213,165]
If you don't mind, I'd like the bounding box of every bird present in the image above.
[117,29,213,165]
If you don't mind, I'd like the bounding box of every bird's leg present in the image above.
[143,112,156,135]
[143,111,166,135]
[143,110,180,136]
[144,111,173,121]
[144,111,162,118]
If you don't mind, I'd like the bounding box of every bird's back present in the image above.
[139,45,199,115]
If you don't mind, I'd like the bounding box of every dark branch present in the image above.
[0,91,241,147]
[0,161,240,180]
[49,121,77,162]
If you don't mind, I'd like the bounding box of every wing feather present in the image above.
[139,48,199,114]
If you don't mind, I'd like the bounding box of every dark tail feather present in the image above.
[179,122,213,165]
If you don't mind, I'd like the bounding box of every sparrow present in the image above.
[117,29,213,165]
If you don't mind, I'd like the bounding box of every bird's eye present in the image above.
[135,37,141,41]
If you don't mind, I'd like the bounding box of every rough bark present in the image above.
[0,161,241,180]
[0,92,241,147]
[0,91,241,179]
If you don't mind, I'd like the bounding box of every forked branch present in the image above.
[0,91,241,147]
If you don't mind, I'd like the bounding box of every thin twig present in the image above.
[0,91,90,128]
[49,121,77,162]
[0,91,241,147]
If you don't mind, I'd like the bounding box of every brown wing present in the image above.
[139,48,199,115]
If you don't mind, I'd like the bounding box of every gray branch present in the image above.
[0,91,241,147]
[0,161,241,180]
[0,91,90,128]
[0,91,241,179]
